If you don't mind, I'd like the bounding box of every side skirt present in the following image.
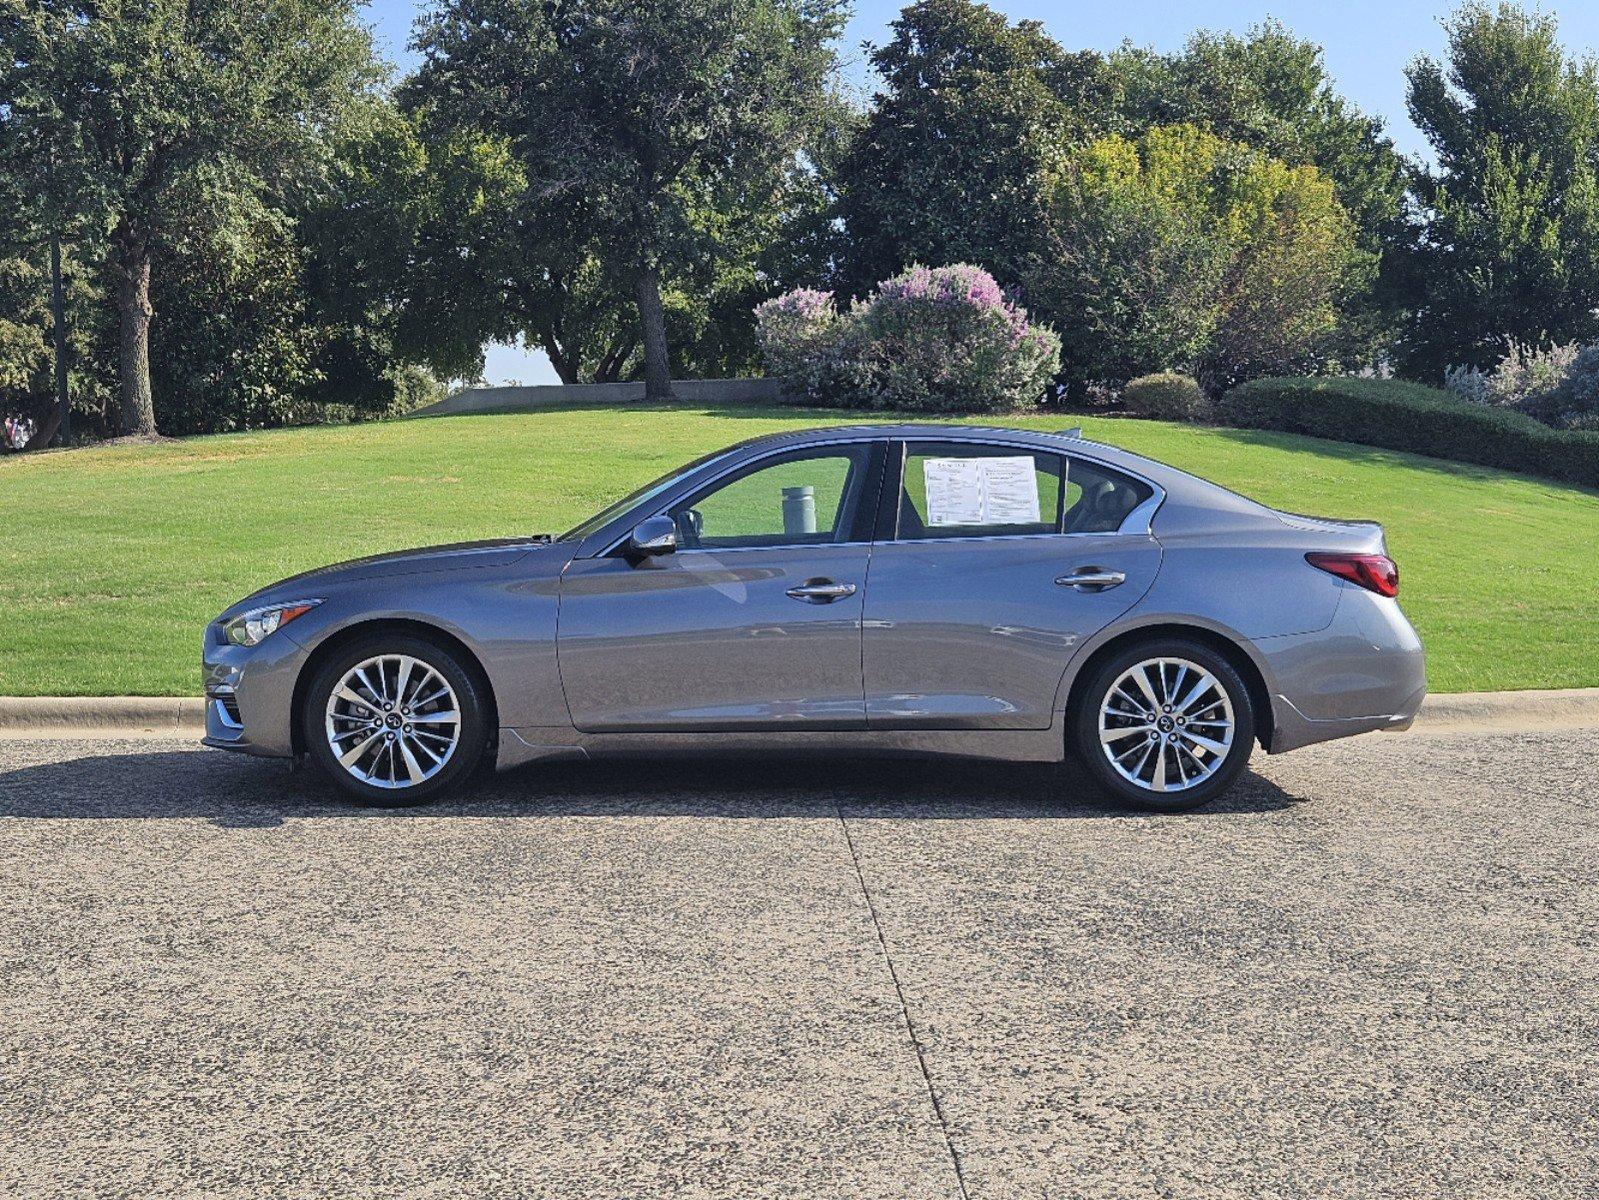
[495,724,1065,772]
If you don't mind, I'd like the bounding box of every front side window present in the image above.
[664,444,876,551]
[895,443,1151,540]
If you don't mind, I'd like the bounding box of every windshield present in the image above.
[557,447,737,542]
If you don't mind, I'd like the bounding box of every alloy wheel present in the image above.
[323,654,461,790]
[1097,656,1235,794]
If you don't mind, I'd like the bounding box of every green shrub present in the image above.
[1558,343,1599,428]
[1220,377,1599,489]
[1122,373,1212,421]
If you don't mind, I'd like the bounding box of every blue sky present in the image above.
[362,0,1599,384]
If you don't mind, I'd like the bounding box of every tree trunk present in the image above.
[538,332,580,384]
[113,239,158,437]
[50,231,70,446]
[634,266,673,400]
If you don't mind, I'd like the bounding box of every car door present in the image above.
[862,439,1162,729]
[557,441,884,732]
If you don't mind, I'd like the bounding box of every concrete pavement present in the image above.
[0,728,1593,1198]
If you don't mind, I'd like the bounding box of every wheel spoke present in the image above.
[1175,740,1206,781]
[396,736,425,784]
[1131,665,1162,712]
[394,657,415,709]
[1130,742,1156,778]
[410,684,450,710]
[1177,672,1219,715]
[354,666,386,705]
[334,684,376,713]
[1180,729,1230,756]
[408,710,459,725]
[407,667,438,707]
[1102,724,1153,744]
[339,730,382,768]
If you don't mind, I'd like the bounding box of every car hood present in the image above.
[230,538,564,613]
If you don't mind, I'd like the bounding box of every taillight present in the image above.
[1306,552,1399,597]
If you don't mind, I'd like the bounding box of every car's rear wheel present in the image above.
[302,634,489,806]
[1072,638,1256,812]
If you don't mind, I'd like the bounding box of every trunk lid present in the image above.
[1272,510,1388,554]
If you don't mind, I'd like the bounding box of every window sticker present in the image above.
[922,456,1042,526]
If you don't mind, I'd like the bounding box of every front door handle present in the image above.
[1056,568,1126,591]
[786,579,858,603]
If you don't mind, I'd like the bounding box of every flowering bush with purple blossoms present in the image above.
[753,288,835,381]
[755,264,1060,413]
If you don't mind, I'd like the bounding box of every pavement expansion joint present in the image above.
[837,802,973,1200]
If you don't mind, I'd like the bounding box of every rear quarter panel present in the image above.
[1142,508,1344,640]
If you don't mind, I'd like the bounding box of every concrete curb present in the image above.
[1410,687,1599,730]
[2,688,1598,739]
[0,696,208,737]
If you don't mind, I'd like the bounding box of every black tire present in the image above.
[1071,637,1256,813]
[301,633,490,806]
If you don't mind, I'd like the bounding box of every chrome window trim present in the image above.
[582,429,1165,558]
[877,527,1154,548]
[667,540,876,559]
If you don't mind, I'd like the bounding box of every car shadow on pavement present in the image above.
[0,745,1307,826]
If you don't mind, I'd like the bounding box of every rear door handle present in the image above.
[786,579,857,603]
[1056,568,1126,591]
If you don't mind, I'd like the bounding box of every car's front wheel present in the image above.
[1072,638,1256,812]
[302,633,490,806]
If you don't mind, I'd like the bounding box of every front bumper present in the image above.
[201,624,309,759]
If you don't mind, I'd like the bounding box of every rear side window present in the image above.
[897,444,1064,539]
[1062,458,1153,534]
[895,443,1150,539]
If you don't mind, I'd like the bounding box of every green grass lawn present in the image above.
[3,403,1596,695]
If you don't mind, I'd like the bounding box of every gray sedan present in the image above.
[202,425,1425,811]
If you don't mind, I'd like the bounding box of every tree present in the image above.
[1401,3,1599,378]
[295,98,525,408]
[836,0,1111,296]
[1037,124,1366,391]
[411,0,847,399]
[1,0,378,437]
[1110,23,1409,360]
[0,148,111,449]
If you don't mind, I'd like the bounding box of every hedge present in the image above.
[1122,372,1212,422]
[1219,377,1599,490]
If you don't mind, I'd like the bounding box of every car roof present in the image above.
[728,421,1164,481]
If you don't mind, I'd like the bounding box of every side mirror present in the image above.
[625,515,677,559]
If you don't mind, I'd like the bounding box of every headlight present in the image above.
[223,599,323,647]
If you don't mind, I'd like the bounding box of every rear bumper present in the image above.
[1268,693,1423,754]
[1256,587,1426,754]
